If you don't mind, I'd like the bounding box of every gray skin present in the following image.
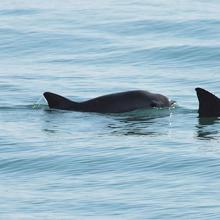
[44,90,173,113]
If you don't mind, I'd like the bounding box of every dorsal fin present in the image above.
[43,92,78,110]
[195,88,220,117]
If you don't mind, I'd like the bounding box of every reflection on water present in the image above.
[107,108,173,136]
[198,117,220,126]
[196,117,220,140]
[41,107,174,136]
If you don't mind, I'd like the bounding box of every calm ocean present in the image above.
[1,0,220,219]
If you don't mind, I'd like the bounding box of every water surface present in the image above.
[1,0,220,219]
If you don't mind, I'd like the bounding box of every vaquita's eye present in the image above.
[150,102,157,108]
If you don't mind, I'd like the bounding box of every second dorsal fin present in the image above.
[195,88,220,117]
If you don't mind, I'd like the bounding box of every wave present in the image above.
[45,44,220,68]
[0,104,47,111]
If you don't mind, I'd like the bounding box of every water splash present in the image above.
[32,95,44,109]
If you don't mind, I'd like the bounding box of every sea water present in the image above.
[0,0,220,219]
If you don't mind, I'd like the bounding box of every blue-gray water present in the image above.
[1,0,220,219]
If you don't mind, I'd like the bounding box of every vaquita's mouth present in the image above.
[170,100,176,106]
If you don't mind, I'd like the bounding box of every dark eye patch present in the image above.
[150,102,157,108]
